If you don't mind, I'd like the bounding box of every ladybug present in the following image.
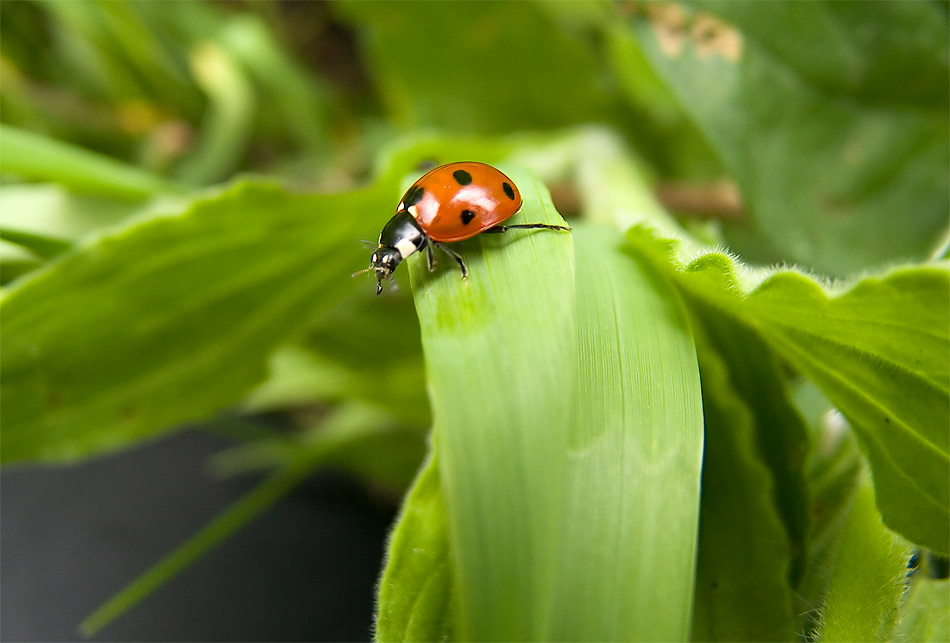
[357,162,569,294]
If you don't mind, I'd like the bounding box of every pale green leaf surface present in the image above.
[0,178,396,463]
[410,166,576,640]
[624,1,949,275]
[689,311,797,642]
[550,225,703,641]
[894,577,950,643]
[375,447,454,643]
[815,477,914,642]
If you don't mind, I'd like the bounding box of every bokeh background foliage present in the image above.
[1,1,948,641]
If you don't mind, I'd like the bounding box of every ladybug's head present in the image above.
[368,247,403,295]
[355,210,427,295]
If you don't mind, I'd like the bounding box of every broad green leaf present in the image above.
[243,290,430,428]
[556,127,947,553]
[693,303,810,586]
[630,228,950,553]
[550,224,703,641]
[894,576,950,643]
[815,477,913,642]
[622,1,949,275]
[409,166,576,640]
[375,447,455,643]
[689,310,797,641]
[793,389,865,636]
[0,124,181,200]
[0,177,397,464]
[405,153,703,639]
[335,1,620,133]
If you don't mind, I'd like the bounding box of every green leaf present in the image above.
[404,152,703,639]
[689,309,799,641]
[0,184,141,241]
[815,477,913,642]
[335,1,620,133]
[0,178,395,463]
[375,447,455,643]
[623,1,949,275]
[894,576,950,643]
[550,224,703,641]
[631,227,950,554]
[693,303,810,586]
[409,166,576,640]
[0,124,181,200]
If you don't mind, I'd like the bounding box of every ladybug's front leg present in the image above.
[434,242,468,279]
[425,244,437,272]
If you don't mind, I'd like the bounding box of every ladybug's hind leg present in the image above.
[434,242,468,279]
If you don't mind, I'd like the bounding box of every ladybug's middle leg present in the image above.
[434,242,468,279]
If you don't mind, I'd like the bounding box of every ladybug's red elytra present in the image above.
[357,162,570,294]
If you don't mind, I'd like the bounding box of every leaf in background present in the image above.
[814,477,913,642]
[693,301,811,586]
[0,177,397,464]
[0,124,181,200]
[375,448,454,643]
[629,225,950,554]
[622,1,949,275]
[335,1,620,133]
[894,576,950,643]
[689,311,797,641]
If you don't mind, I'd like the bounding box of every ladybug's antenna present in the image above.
[351,266,375,278]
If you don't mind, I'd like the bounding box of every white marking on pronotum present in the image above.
[397,202,404,211]
[407,205,419,218]
[395,238,418,259]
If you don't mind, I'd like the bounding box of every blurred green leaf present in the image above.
[815,477,913,641]
[689,314,797,641]
[622,0,949,275]
[375,448,455,643]
[0,177,396,464]
[894,576,950,643]
[336,1,621,133]
[0,184,139,242]
[693,304,810,587]
[0,124,181,200]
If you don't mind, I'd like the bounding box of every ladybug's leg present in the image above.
[434,242,468,279]
[425,244,437,272]
[484,223,571,233]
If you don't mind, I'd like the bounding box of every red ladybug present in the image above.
[358,162,569,294]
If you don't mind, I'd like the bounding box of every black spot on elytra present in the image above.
[403,184,424,208]
[502,182,515,200]
[461,209,476,224]
[453,169,473,186]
